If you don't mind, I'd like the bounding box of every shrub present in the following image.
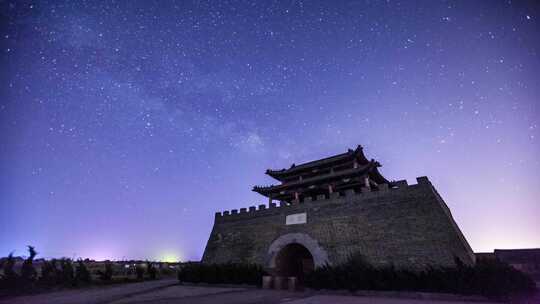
[59,259,74,286]
[177,262,264,286]
[147,262,157,280]
[146,261,157,280]
[135,264,145,280]
[159,265,175,276]
[75,259,91,285]
[468,258,536,298]
[304,254,537,299]
[0,253,19,290]
[97,260,113,281]
[39,259,58,286]
[20,246,38,285]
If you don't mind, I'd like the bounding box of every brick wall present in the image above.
[202,176,475,270]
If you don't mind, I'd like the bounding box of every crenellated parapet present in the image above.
[215,176,433,222]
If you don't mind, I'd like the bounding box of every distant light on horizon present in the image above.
[157,252,182,263]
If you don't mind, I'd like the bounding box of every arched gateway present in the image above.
[202,145,475,274]
[266,233,329,280]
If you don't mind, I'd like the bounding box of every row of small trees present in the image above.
[4,247,536,299]
[175,255,536,300]
[0,246,91,290]
[305,254,537,299]
[0,246,160,293]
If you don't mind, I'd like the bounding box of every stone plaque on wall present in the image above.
[286,213,307,225]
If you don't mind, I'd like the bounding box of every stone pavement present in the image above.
[285,295,500,304]
[0,279,179,304]
[0,280,508,304]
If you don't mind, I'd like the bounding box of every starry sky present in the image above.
[1,0,539,262]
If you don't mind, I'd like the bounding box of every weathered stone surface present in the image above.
[288,277,297,291]
[274,276,286,290]
[262,276,273,289]
[202,177,475,271]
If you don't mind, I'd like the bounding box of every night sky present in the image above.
[1,1,539,262]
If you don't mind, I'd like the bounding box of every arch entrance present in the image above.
[266,233,329,287]
[274,243,314,281]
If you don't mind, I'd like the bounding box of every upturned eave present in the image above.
[265,145,370,181]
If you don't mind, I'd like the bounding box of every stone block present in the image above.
[223,211,229,215]
[360,187,371,193]
[288,276,297,291]
[248,206,256,212]
[378,184,389,191]
[304,196,312,202]
[395,180,408,187]
[416,176,429,184]
[316,194,326,201]
[231,209,238,215]
[269,202,276,208]
[262,275,273,289]
[274,276,286,290]
[345,189,355,196]
[329,192,340,199]
[240,208,246,213]
[258,204,266,210]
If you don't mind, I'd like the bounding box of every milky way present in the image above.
[1,1,539,261]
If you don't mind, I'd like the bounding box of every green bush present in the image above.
[0,253,18,290]
[75,260,91,285]
[159,265,175,276]
[20,246,38,285]
[304,254,537,299]
[147,262,157,280]
[59,259,74,286]
[177,262,264,286]
[97,260,113,281]
[39,259,58,286]
[135,265,145,280]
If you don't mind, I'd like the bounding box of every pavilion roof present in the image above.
[265,145,370,181]
[254,161,389,197]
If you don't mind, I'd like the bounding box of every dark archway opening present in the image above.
[274,243,314,283]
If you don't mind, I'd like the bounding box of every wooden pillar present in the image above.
[294,192,299,201]
[268,195,273,205]
[353,160,358,168]
[364,176,370,189]
[328,184,333,194]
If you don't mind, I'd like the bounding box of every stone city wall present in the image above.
[202,176,475,270]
